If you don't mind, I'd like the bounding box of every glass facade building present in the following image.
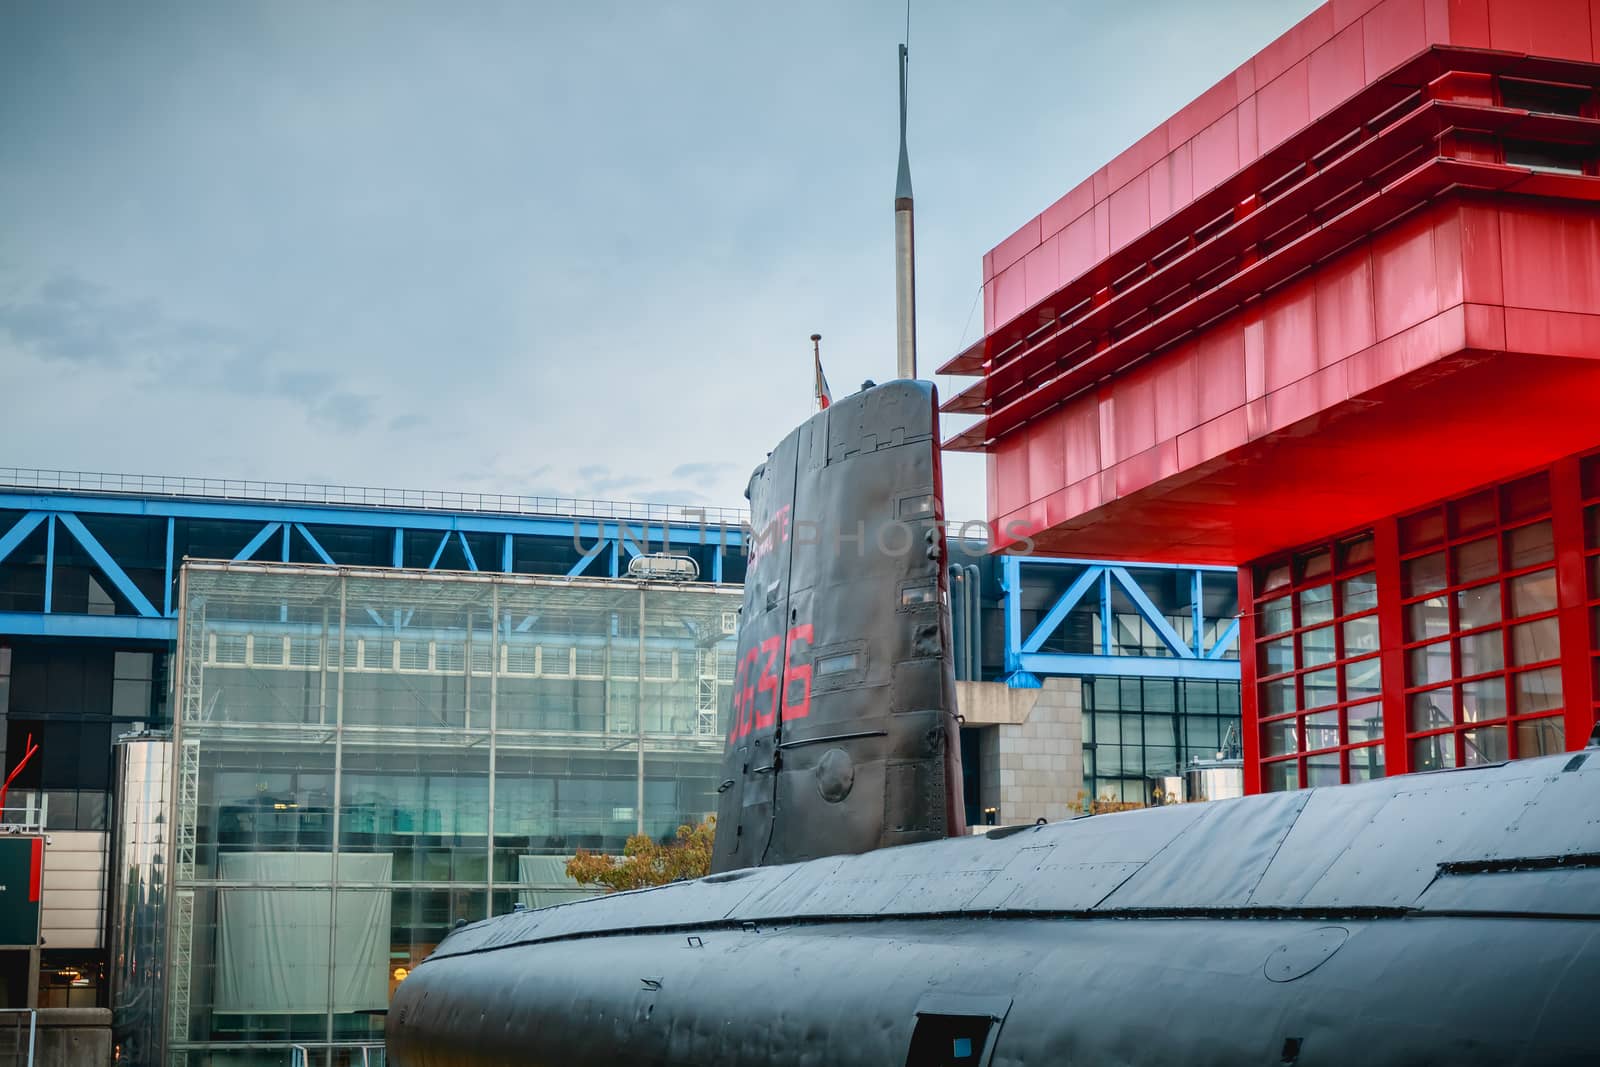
[155,562,739,1066]
[1082,678,1242,806]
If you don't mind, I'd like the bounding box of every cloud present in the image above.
[388,412,429,432]
[306,391,374,431]
[670,461,737,489]
[0,274,379,434]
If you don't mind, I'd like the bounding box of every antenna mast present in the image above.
[894,40,917,380]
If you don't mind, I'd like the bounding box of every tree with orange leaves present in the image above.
[565,816,716,892]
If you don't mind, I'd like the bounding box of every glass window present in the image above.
[1517,716,1565,758]
[1348,744,1385,781]
[1339,535,1376,569]
[1263,760,1300,792]
[1299,626,1336,668]
[1408,640,1452,687]
[1258,563,1291,593]
[1305,752,1341,787]
[1406,597,1449,643]
[1346,702,1383,743]
[1403,552,1446,596]
[1343,658,1382,701]
[1456,583,1502,630]
[1342,615,1379,657]
[1409,689,1453,732]
[1463,725,1508,766]
[1340,572,1378,613]
[1508,569,1557,617]
[1452,536,1498,585]
[1298,585,1334,627]
[1510,617,1560,666]
[1512,666,1563,715]
[1457,630,1504,678]
[1504,521,1554,570]
[1263,719,1298,757]
[1302,668,1338,710]
[1260,597,1292,636]
[1297,549,1332,581]
[1412,733,1456,771]
[1260,677,1296,717]
[1305,755,1344,790]
[1461,677,1507,722]
[1400,508,1445,550]
[1452,490,1497,534]
[1304,710,1340,752]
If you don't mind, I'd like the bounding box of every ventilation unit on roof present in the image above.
[627,553,699,582]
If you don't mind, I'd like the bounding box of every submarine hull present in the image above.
[389,751,1600,1066]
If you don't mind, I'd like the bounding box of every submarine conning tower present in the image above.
[710,379,965,873]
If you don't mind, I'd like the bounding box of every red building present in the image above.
[944,0,1600,792]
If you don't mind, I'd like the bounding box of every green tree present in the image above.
[565,816,715,892]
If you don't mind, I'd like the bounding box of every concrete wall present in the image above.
[0,1008,112,1067]
[40,832,108,950]
[958,678,1084,825]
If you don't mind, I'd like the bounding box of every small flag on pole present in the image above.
[811,333,832,410]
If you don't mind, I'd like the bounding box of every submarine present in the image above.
[386,372,1600,1067]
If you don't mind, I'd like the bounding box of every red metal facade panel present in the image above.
[972,0,1600,337]
[984,197,1600,562]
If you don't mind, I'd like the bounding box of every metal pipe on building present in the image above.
[965,564,982,681]
[947,566,966,680]
[894,43,917,380]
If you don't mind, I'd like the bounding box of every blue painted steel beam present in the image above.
[712,544,723,584]
[1006,554,1231,574]
[427,532,451,570]
[0,511,46,565]
[1019,565,1101,654]
[164,517,175,616]
[1002,556,1024,674]
[457,532,478,572]
[515,615,539,633]
[234,522,281,562]
[1108,567,1194,659]
[1099,570,1113,656]
[501,534,513,574]
[294,524,335,565]
[1207,618,1241,660]
[1016,652,1238,681]
[617,523,645,560]
[1191,570,1203,657]
[0,610,176,641]
[55,513,162,618]
[0,491,746,546]
[43,515,55,613]
[567,540,607,578]
[392,529,404,568]
[280,522,290,562]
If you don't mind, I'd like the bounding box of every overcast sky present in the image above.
[0,0,1318,522]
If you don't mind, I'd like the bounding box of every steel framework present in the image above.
[0,480,748,642]
[1000,555,1241,687]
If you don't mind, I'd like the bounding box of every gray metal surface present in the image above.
[391,754,1600,1066]
[711,380,963,872]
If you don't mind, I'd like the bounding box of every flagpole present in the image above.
[811,333,823,413]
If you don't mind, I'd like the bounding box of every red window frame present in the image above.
[1252,532,1386,791]
[1396,472,1567,771]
